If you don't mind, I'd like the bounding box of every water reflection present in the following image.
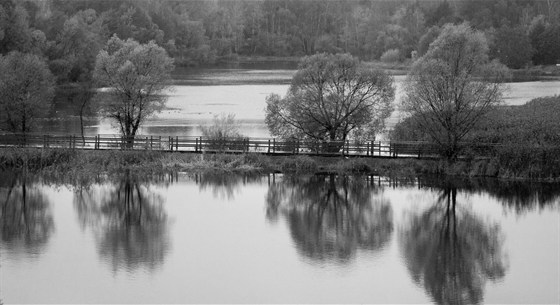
[418,176,560,214]
[400,186,507,305]
[266,174,393,264]
[73,173,169,273]
[0,172,53,257]
[195,173,264,200]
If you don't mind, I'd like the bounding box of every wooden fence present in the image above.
[0,133,503,159]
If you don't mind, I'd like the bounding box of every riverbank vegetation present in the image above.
[392,95,560,181]
[1,146,558,182]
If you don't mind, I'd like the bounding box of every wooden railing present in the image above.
[0,133,503,159]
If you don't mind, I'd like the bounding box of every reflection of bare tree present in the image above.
[400,187,507,305]
[0,174,53,257]
[73,173,169,273]
[266,174,392,263]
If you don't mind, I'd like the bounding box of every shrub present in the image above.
[201,113,247,151]
[380,49,402,64]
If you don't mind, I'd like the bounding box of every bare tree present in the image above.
[266,53,394,151]
[402,23,508,160]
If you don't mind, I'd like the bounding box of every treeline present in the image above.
[1,0,560,84]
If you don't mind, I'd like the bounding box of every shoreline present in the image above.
[1,148,558,183]
[198,55,560,78]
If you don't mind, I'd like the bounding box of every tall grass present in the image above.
[1,147,559,181]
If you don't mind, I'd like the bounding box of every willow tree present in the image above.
[265,53,394,149]
[402,23,508,160]
[93,35,174,143]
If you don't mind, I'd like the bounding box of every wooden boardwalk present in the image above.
[0,133,500,159]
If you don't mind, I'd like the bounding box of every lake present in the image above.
[41,64,560,138]
[1,172,558,304]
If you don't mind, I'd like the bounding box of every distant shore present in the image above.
[189,55,560,80]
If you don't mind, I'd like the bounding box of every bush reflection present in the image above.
[266,174,393,264]
[194,172,264,200]
[400,185,507,305]
[73,172,169,273]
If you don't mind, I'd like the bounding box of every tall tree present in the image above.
[490,25,533,69]
[0,51,55,134]
[51,9,106,83]
[529,18,560,65]
[402,23,508,161]
[265,53,394,149]
[0,1,33,54]
[93,35,174,143]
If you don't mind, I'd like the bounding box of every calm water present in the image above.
[41,64,560,138]
[1,172,559,304]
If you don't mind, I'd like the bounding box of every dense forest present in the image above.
[1,0,560,85]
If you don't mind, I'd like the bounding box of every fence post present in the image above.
[169,136,173,152]
[176,136,179,151]
[267,139,270,153]
[273,138,276,154]
[150,136,153,150]
[195,137,198,152]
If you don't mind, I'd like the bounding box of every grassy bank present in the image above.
[1,148,558,182]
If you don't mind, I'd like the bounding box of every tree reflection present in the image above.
[419,176,560,214]
[400,187,507,305]
[73,173,169,273]
[0,173,53,257]
[266,174,392,263]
